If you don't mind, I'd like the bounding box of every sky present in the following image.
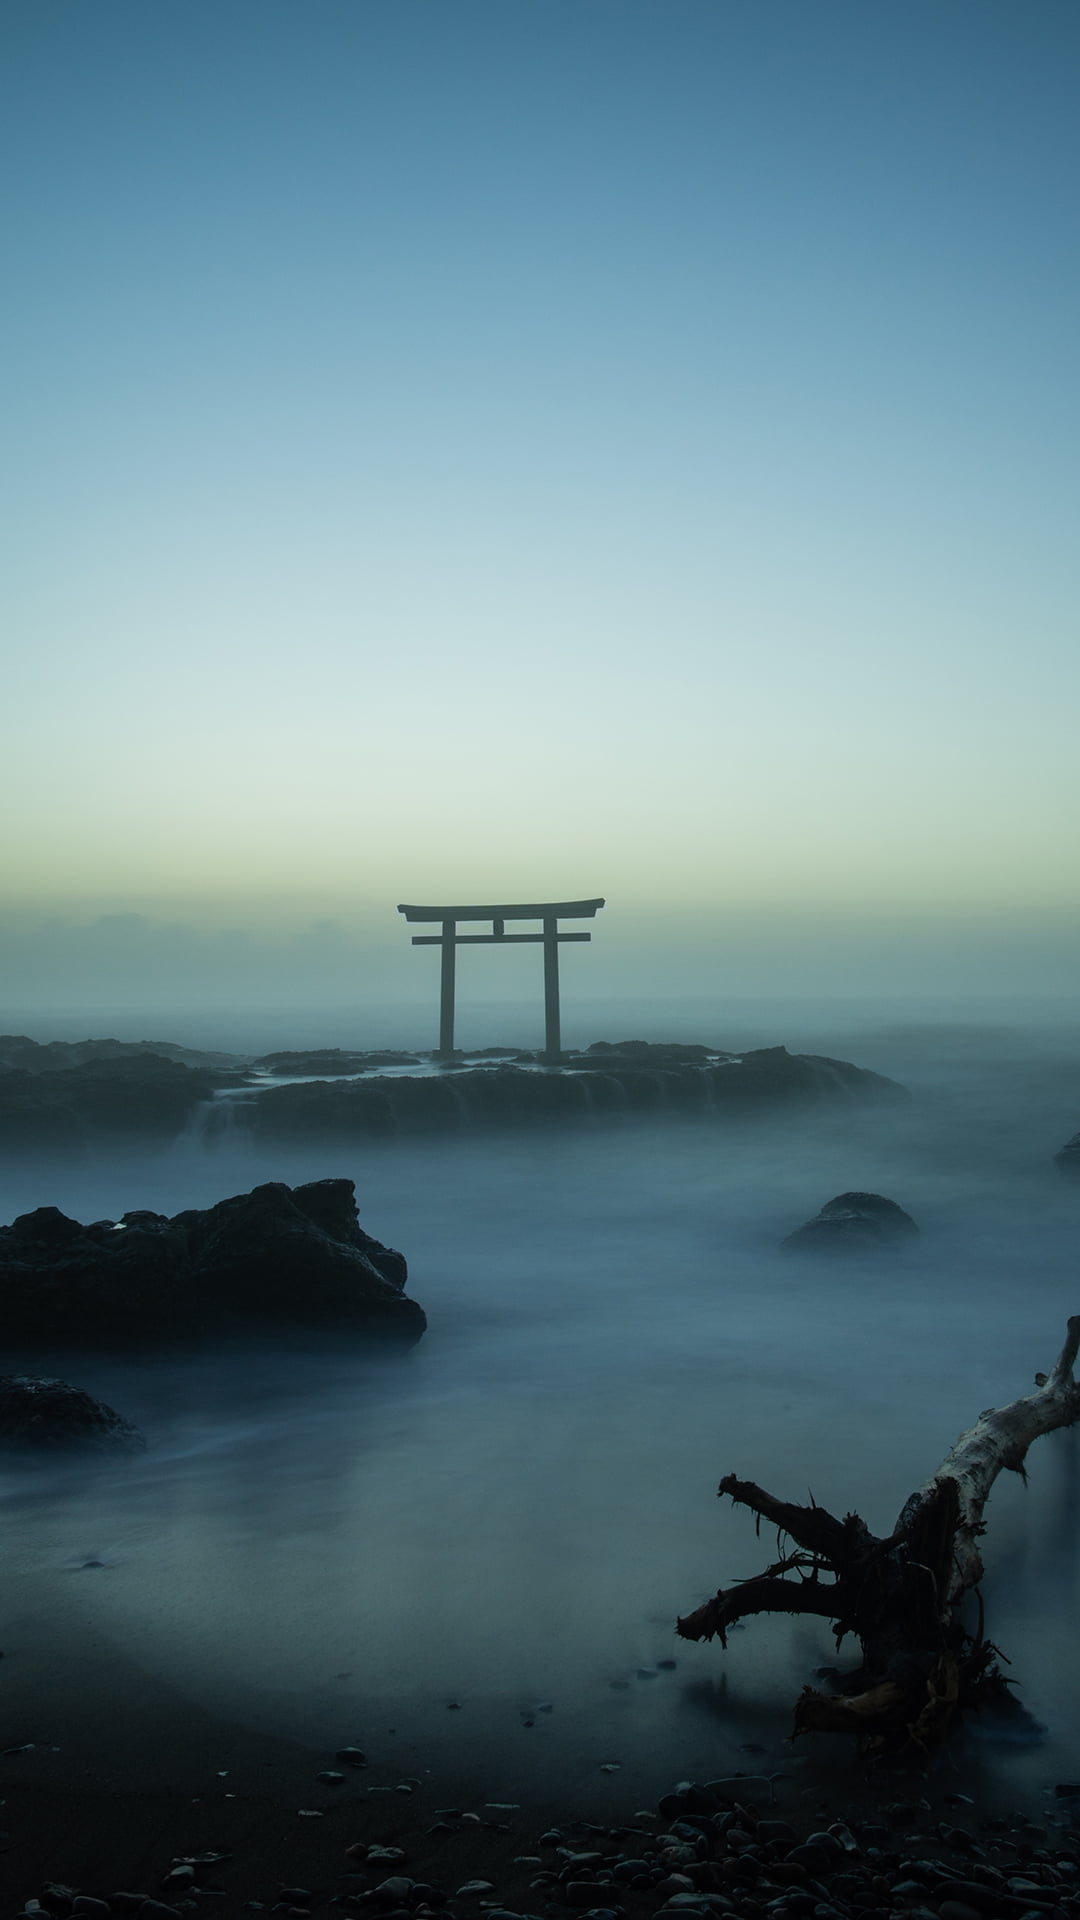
[3,0,1079,1021]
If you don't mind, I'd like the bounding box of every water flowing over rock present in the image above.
[0,1179,424,1347]
[782,1190,919,1252]
[0,1374,145,1451]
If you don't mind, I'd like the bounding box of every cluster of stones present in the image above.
[16,1785,1080,1920]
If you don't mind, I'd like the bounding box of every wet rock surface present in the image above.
[0,1374,145,1451]
[254,1051,423,1076]
[0,1179,424,1346]
[782,1190,920,1253]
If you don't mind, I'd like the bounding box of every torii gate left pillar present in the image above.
[397,898,605,1061]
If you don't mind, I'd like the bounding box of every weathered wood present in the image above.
[677,1318,1080,1758]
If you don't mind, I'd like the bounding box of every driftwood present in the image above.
[677,1316,1080,1758]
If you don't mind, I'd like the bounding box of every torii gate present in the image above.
[397,898,605,1061]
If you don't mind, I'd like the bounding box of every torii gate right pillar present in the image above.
[542,916,561,1060]
[439,919,457,1056]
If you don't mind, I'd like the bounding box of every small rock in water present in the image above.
[599,1763,621,1773]
[295,1810,324,1818]
[316,1771,345,1784]
[335,1746,368,1767]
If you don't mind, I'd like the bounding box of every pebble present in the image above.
[335,1748,369,1768]
[317,1771,345,1784]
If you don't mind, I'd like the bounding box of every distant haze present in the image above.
[2,902,1079,1055]
[3,1,1078,1008]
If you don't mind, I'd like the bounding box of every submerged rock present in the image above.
[0,1374,145,1451]
[783,1190,919,1252]
[1055,1131,1080,1179]
[0,1178,424,1347]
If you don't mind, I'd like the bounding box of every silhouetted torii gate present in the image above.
[397,898,605,1061]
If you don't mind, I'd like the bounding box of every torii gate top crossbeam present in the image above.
[397,899,604,922]
[396,898,605,1059]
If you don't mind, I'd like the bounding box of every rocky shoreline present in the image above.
[0,1037,905,1152]
[11,1762,1080,1920]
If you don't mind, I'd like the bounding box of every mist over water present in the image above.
[2,1002,1080,1812]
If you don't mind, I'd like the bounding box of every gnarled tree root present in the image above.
[677,1316,1080,1759]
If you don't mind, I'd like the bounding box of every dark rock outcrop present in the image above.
[248,1046,903,1140]
[0,1179,424,1346]
[0,1374,145,1451]
[0,1054,252,1152]
[783,1191,919,1252]
[584,1039,717,1064]
[1055,1132,1080,1179]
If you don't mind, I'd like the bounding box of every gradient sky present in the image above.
[3,1,1078,1011]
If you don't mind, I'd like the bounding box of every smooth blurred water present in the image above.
[2,1016,1080,1807]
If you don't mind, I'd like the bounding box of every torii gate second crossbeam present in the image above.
[397,898,605,1061]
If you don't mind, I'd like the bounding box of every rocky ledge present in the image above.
[0,1178,425,1347]
[247,1046,904,1142]
[0,1036,904,1150]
